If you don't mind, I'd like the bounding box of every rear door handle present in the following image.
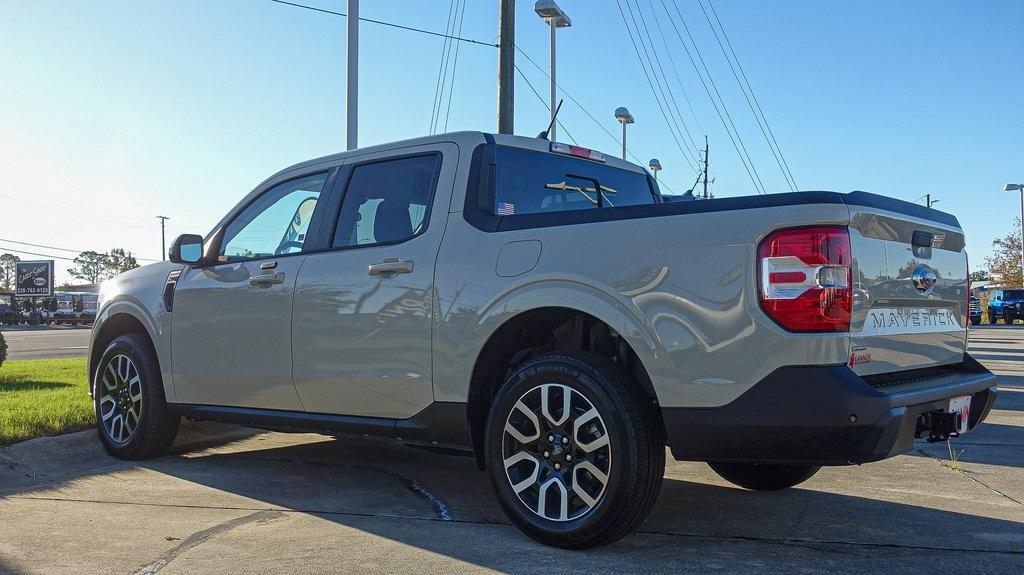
[249,272,285,286]
[368,259,414,276]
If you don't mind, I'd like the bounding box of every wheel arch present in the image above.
[464,299,666,469]
[89,304,165,400]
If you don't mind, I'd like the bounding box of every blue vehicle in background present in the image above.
[987,288,1024,324]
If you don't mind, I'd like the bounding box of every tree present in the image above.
[0,253,19,291]
[970,270,992,282]
[105,248,139,277]
[68,251,108,284]
[984,218,1023,288]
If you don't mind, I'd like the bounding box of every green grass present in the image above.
[0,357,94,446]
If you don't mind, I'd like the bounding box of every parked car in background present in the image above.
[969,296,982,325]
[88,132,997,548]
[0,293,14,325]
[986,289,1023,324]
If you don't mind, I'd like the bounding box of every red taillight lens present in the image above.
[758,226,852,332]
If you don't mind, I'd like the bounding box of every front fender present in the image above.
[89,263,177,402]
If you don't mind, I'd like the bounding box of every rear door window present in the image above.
[487,146,655,216]
[332,154,441,248]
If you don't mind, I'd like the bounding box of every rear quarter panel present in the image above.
[434,201,853,408]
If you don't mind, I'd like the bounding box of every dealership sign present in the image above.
[15,260,55,297]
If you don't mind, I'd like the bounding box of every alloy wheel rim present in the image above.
[502,383,612,522]
[98,354,143,445]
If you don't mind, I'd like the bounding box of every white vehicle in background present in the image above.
[53,291,99,325]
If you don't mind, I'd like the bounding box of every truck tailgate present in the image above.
[847,203,968,376]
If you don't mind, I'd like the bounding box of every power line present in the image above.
[615,0,700,172]
[514,65,578,145]
[442,0,469,132]
[0,238,159,262]
[0,245,78,262]
[628,0,702,155]
[668,0,768,194]
[429,0,458,134]
[706,0,796,191]
[698,0,797,192]
[646,0,706,136]
[512,45,677,194]
[658,0,767,195]
[266,0,497,47]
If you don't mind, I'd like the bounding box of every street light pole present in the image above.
[534,1,570,142]
[346,0,358,150]
[549,17,556,142]
[614,107,634,160]
[1005,183,1024,287]
[648,159,661,182]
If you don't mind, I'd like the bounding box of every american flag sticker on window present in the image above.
[496,202,516,215]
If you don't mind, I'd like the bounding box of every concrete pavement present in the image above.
[0,326,1021,574]
[0,325,91,360]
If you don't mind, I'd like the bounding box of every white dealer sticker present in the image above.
[857,308,961,337]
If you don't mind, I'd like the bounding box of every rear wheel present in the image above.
[485,352,664,549]
[709,462,820,491]
[94,334,179,459]
[1003,311,1014,325]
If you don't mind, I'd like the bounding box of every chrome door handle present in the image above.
[368,259,414,276]
[249,272,285,286]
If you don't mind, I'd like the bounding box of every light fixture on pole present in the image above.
[1004,183,1024,287]
[534,1,571,142]
[614,107,634,160]
[648,158,662,181]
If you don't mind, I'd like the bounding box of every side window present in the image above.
[219,172,328,262]
[332,154,440,248]
[489,146,655,216]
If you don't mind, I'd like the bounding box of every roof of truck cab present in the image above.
[266,131,648,183]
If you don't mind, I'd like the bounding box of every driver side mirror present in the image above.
[169,234,205,265]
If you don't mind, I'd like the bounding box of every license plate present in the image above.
[948,396,972,434]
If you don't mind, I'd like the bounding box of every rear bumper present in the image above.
[664,354,998,466]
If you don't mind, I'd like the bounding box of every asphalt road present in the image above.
[0,325,92,360]
[0,326,1021,574]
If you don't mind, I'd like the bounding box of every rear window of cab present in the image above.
[483,145,656,217]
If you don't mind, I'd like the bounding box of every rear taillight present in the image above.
[758,226,852,332]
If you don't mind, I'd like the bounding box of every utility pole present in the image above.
[497,0,515,134]
[925,194,939,208]
[346,0,359,150]
[156,216,170,261]
[700,134,708,199]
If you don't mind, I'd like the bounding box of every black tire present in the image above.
[1003,312,1014,325]
[94,333,180,459]
[709,462,820,491]
[970,317,980,326]
[988,309,998,325]
[484,352,664,549]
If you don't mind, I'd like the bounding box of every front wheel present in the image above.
[1003,312,1014,325]
[709,462,820,491]
[485,352,664,549]
[94,334,180,459]
[989,310,998,325]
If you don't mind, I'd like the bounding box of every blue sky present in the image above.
[1,0,1022,282]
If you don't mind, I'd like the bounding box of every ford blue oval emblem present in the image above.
[911,265,937,294]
